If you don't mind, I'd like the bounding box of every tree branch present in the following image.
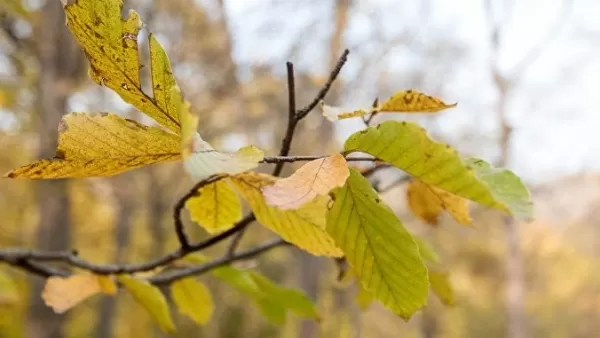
[150,238,289,285]
[262,155,377,164]
[296,49,349,120]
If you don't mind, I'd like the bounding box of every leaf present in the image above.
[429,270,455,306]
[406,179,472,226]
[175,92,264,181]
[355,283,374,310]
[183,254,315,324]
[183,254,260,295]
[327,168,429,319]
[466,158,533,220]
[0,270,19,306]
[262,153,349,210]
[255,297,287,325]
[41,273,115,314]
[412,236,441,265]
[185,178,242,234]
[64,0,181,133]
[171,278,214,325]
[97,275,118,295]
[377,90,457,113]
[344,121,532,219]
[321,89,456,121]
[249,272,319,319]
[118,275,175,333]
[231,172,342,257]
[5,113,180,179]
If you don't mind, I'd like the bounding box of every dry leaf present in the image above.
[42,273,115,313]
[406,179,472,226]
[262,153,349,210]
[321,89,456,121]
[378,90,457,113]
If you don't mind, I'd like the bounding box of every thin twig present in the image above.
[225,226,247,257]
[150,238,288,285]
[378,175,411,194]
[296,49,350,120]
[262,155,378,164]
[363,97,380,126]
[272,62,298,176]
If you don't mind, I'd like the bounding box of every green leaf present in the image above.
[413,236,440,265]
[255,297,287,325]
[343,121,532,219]
[183,254,317,324]
[465,158,533,220]
[171,278,214,325]
[327,168,429,319]
[118,276,175,333]
[429,270,455,306]
[64,0,181,133]
[185,179,243,234]
[249,272,319,319]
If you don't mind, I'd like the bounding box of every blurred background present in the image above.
[0,0,599,337]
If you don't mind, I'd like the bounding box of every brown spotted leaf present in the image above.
[5,113,180,179]
[321,89,456,121]
[64,0,181,133]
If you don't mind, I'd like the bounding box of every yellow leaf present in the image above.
[171,278,214,325]
[42,273,114,314]
[262,153,349,210]
[406,179,472,226]
[97,275,117,295]
[321,90,456,120]
[355,283,374,310]
[118,275,175,333]
[429,270,455,306]
[5,113,180,179]
[378,90,457,113]
[231,172,342,257]
[0,270,19,306]
[64,0,181,133]
[185,178,242,234]
[175,91,264,180]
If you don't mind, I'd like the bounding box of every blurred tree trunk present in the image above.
[96,174,136,338]
[28,1,85,337]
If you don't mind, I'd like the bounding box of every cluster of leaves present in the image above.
[2,0,533,332]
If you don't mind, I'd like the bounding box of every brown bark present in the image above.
[28,1,85,337]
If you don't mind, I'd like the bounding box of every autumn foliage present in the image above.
[0,0,533,333]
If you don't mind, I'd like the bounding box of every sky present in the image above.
[221,0,600,184]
